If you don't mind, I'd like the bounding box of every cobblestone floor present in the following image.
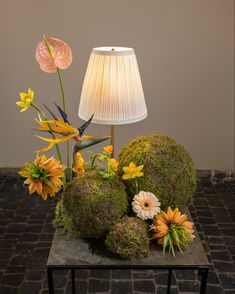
[0,174,234,294]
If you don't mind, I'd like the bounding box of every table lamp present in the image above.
[78,46,147,156]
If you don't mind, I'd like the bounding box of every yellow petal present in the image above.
[82,135,95,139]
[129,162,136,168]
[123,166,130,173]
[136,165,144,172]
[28,88,34,99]
[122,174,131,180]
[20,107,29,112]
[36,142,55,153]
[20,92,26,99]
[36,134,76,144]
[16,101,25,107]
[167,207,174,221]
[136,171,144,177]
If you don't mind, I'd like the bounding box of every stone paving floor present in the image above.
[0,173,234,294]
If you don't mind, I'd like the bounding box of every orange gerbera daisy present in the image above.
[19,155,66,200]
[151,207,195,257]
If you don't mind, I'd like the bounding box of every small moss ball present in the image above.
[118,134,197,209]
[55,171,129,238]
[105,216,150,261]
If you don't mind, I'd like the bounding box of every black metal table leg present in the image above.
[47,267,54,294]
[71,269,75,294]
[198,268,208,294]
[167,268,172,294]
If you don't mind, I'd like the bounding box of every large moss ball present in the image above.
[118,134,197,209]
[56,171,128,238]
[105,216,150,261]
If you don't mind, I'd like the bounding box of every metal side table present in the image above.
[47,226,209,294]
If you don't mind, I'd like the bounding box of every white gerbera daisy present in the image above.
[132,191,161,220]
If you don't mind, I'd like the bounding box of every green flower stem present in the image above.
[56,68,66,111]
[91,154,99,169]
[56,68,71,182]
[31,103,66,186]
[135,178,139,194]
[43,36,71,181]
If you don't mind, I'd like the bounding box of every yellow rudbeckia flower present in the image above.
[16,88,34,112]
[122,162,144,180]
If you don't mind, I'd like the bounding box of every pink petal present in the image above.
[35,37,72,73]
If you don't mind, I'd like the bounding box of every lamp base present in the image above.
[111,125,114,158]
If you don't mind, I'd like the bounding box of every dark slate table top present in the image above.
[47,214,209,268]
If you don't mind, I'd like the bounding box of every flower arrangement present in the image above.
[18,36,196,261]
[17,36,109,200]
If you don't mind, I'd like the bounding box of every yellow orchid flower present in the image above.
[72,163,85,175]
[72,152,85,175]
[122,162,144,180]
[16,88,34,112]
[103,145,113,155]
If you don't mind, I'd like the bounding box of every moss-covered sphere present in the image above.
[105,216,150,261]
[55,171,128,238]
[118,134,197,209]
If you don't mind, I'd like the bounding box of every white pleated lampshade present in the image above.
[78,47,147,125]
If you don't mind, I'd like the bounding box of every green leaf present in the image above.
[73,136,110,152]
[43,178,53,187]
[172,229,179,246]
[97,170,115,180]
[173,230,183,253]
[163,235,169,255]
[168,235,175,257]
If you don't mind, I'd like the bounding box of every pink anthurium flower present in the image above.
[35,37,72,73]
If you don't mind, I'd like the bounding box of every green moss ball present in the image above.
[55,171,129,238]
[118,134,197,209]
[105,216,150,261]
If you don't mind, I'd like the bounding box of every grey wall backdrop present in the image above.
[0,0,234,170]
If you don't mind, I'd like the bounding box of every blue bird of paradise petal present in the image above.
[54,102,70,124]
[43,103,57,120]
[78,114,94,136]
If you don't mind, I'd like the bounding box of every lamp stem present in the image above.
[111,125,115,157]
